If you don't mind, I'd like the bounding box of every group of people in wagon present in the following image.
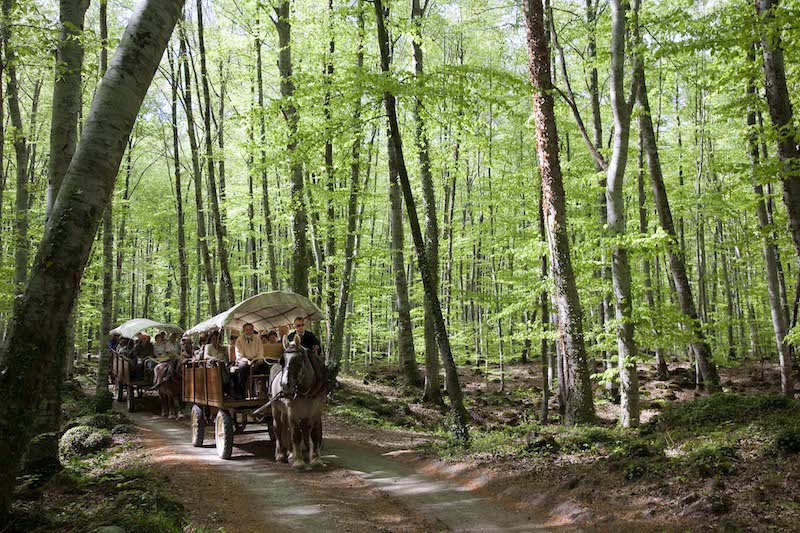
[108,316,323,401]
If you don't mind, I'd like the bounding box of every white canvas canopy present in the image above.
[110,318,184,339]
[185,291,325,336]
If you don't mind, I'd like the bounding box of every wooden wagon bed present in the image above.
[110,351,152,412]
[183,362,274,459]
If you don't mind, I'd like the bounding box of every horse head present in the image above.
[280,337,311,398]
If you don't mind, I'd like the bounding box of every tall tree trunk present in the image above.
[0,22,4,260]
[606,0,640,428]
[522,0,595,425]
[46,0,90,221]
[0,0,186,515]
[374,0,469,443]
[329,1,366,373]
[3,0,30,294]
[255,16,278,290]
[113,141,131,324]
[388,133,421,387]
[638,129,667,379]
[635,58,721,392]
[274,1,308,297]
[195,0,234,310]
[748,48,794,395]
[180,24,217,315]
[96,0,115,397]
[169,45,188,328]
[757,0,800,271]
[36,0,91,472]
[323,0,336,341]
[538,181,550,423]
[247,77,258,294]
[411,0,443,401]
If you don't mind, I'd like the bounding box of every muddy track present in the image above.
[123,404,547,532]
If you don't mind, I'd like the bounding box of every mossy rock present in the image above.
[59,425,112,460]
[64,412,129,432]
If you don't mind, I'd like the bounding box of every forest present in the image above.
[1,0,800,531]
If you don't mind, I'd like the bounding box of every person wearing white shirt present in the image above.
[201,331,227,362]
[232,323,260,398]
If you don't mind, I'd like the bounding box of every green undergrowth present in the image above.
[422,393,800,482]
[330,382,431,431]
[10,383,201,533]
[12,438,192,533]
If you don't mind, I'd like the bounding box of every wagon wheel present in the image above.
[114,378,123,402]
[215,410,234,460]
[191,405,205,447]
[126,385,135,413]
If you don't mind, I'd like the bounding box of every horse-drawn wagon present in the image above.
[183,291,325,460]
[108,318,184,412]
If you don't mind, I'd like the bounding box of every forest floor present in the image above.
[8,358,800,532]
[329,359,800,532]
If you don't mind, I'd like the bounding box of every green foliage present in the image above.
[684,443,738,477]
[64,411,130,432]
[330,385,422,429]
[652,393,799,430]
[774,426,800,454]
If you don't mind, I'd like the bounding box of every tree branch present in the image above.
[551,15,608,171]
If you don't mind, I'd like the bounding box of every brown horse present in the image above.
[269,339,325,470]
[151,359,184,419]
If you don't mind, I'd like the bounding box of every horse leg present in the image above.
[272,407,288,463]
[309,416,325,468]
[159,389,167,417]
[172,388,183,419]
[290,416,309,471]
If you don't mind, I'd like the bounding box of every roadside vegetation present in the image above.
[331,362,800,531]
[6,366,203,533]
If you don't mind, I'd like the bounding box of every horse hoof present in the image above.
[175,413,185,421]
[275,453,287,463]
[292,461,310,471]
[310,459,326,469]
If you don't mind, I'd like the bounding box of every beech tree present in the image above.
[522,0,594,425]
[0,0,186,515]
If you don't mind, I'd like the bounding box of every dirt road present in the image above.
[126,408,548,532]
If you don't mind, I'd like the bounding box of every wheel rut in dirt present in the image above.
[126,408,549,532]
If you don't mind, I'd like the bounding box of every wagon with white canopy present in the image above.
[109,318,184,412]
[182,291,324,459]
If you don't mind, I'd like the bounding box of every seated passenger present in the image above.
[228,331,239,365]
[154,332,170,362]
[180,337,194,360]
[233,323,262,399]
[200,331,227,362]
[131,333,156,380]
[118,337,134,358]
[194,333,208,359]
[164,332,179,356]
[109,333,121,353]
[262,330,283,364]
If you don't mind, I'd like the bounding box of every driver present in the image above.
[286,317,326,394]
